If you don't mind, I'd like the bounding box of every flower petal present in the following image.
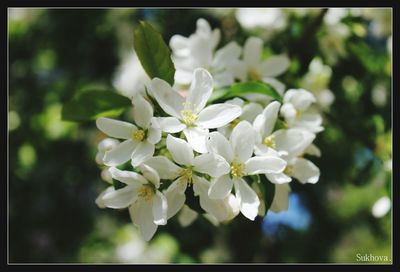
[292,158,320,184]
[108,166,147,185]
[234,177,260,221]
[170,34,189,57]
[103,139,137,166]
[283,89,316,111]
[208,174,233,199]
[177,205,198,227]
[166,134,194,166]
[273,128,315,160]
[265,172,292,184]
[164,178,187,219]
[183,127,209,154]
[197,104,242,129]
[149,78,185,118]
[193,153,230,177]
[95,186,114,208]
[146,121,162,144]
[241,102,263,122]
[138,164,160,188]
[152,191,168,225]
[253,101,281,139]
[230,121,255,162]
[131,141,155,167]
[270,183,290,212]
[245,156,287,175]
[96,117,136,140]
[212,41,242,69]
[132,94,153,129]
[129,199,158,241]
[243,37,263,65]
[101,185,138,209]
[186,68,214,113]
[155,117,186,133]
[206,131,234,162]
[192,175,229,222]
[144,156,181,180]
[259,55,290,77]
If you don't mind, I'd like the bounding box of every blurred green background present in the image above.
[8,8,392,263]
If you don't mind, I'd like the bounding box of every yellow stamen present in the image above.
[180,110,198,127]
[263,135,276,148]
[138,185,154,202]
[231,162,245,178]
[296,110,302,119]
[229,118,241,129]
[132,130,145,141]
[180,168,193,182]
[248,68,262,81]
[284,165,294,176]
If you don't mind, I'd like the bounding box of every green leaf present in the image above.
[209,81,283,103]
[134,21,175,85]
[259,174,275,212]
[61,89,132,122]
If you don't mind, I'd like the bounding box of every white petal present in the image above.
[166,134,194,166]
[305,143,321,157]
[183,127,209,154]
[103,139,137,166]
[253,101,281,139]
[129,200,158,241]
[146,122,162,144]
[212,41,242,69]
[144,156,181,180]
[259,55,290,77]
[174,69,193,85]
[270,183,290,212]
[284,89,316,111]
[96,117,136,140]
[101,185,137,209]
[273,129,315,160]
[131,141,155,167]
[164,178,187,219]
[95,186,115,208]
[296,113,324,133]
[241,102,263,122]
[132,94,153,129]
[245,156,287,175]
[152,191,168,225]
[97,138,119,152]
[208,174,233,199]
[108,166,147,185]
[230,121,255,162]
[234,178,260,221]
[193,153,230,177]
[155,117,185,133]
[243,37,263,65]
[178,205,198,227]
[292,158,320,184]
[138,164,160,188]
[170,35,189,57]
[193,175,229,222]
[197,104,242,129]
[265,172,292,184]
[206,131,234,162]
[186,68,213,113]
[213,72,234,88]
[229,60,248,81]
[149,78,185,118]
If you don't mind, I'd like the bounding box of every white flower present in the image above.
[170,18,241,88]
[235,8,287,32]
[371,196,391,218]
[96,166,167,241]
[217,98,263,138]
[143,134,234,222]
[96,94,162,167]
[270,183,291,213]
[206,120,287,220]
[252,101,318,184]
[95,138,119,165]
[149,68,242,153]
[280,89,324,133]
[230,37,290,84]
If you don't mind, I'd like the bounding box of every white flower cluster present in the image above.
[95,18,323,241]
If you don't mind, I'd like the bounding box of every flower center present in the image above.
[132,130,145,141]
[229,118,241,129]
[138,185,154,202]
[284,165,294,176]
[295,110,302,119]
[181,110,198,127]
[263,135,276,148]
[231,162,245,178]
[248,68,262,81]
[179,168,193,182]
